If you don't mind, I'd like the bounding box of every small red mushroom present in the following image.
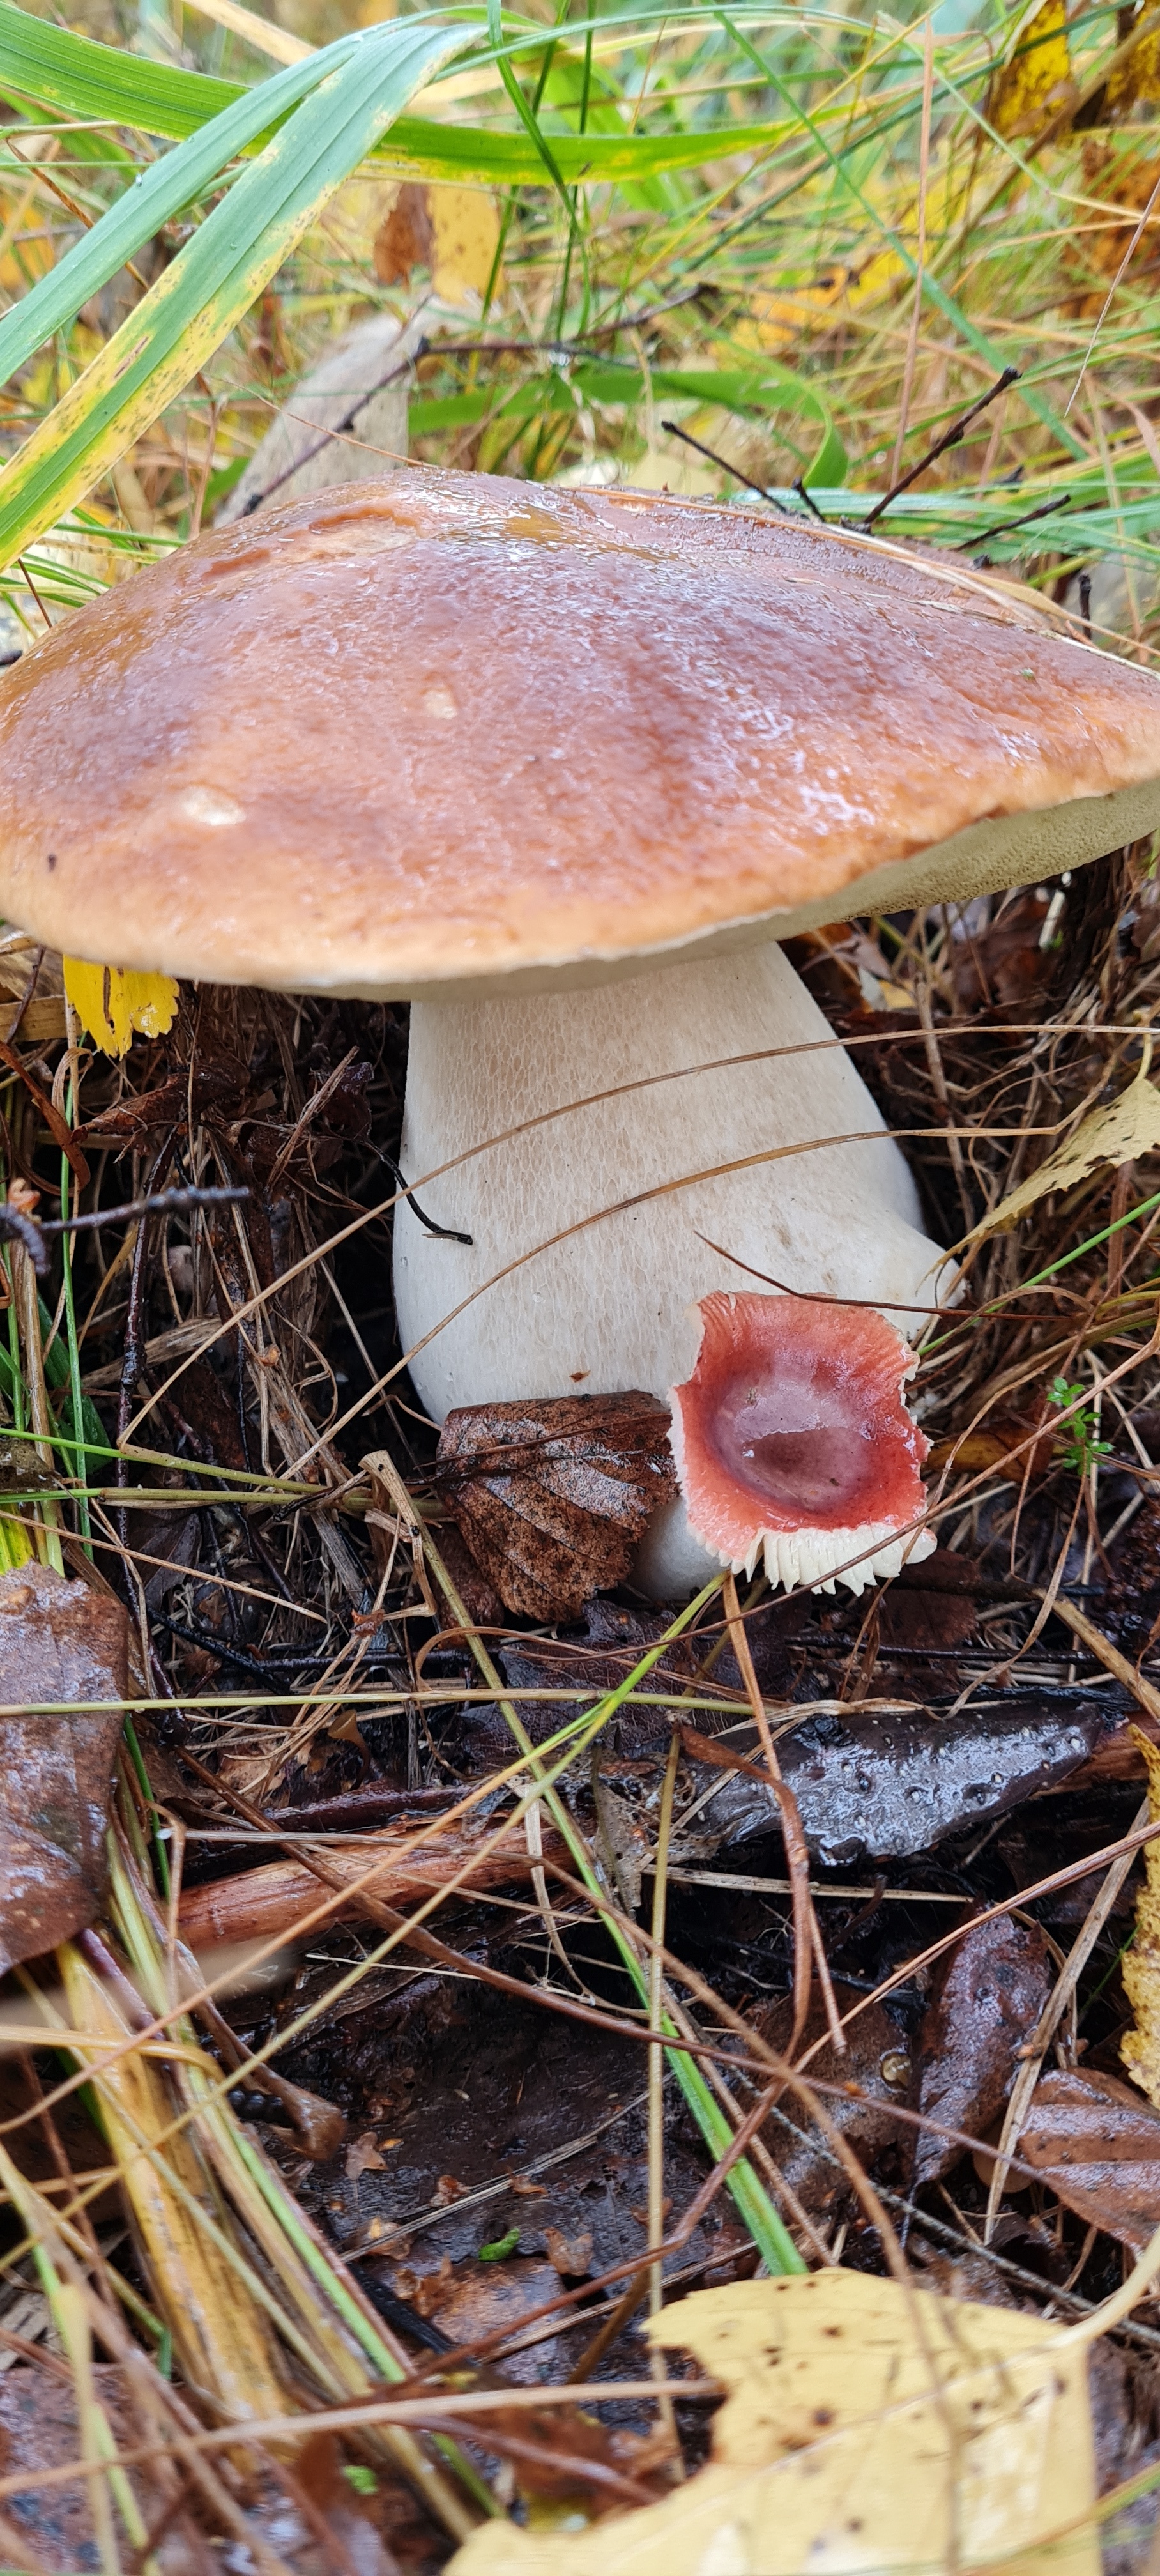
[669,1291,935,1595]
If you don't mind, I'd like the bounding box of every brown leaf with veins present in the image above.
[0,1563,128,1970]
[1018,2066,1160,2252]
[436,1392,676,1620]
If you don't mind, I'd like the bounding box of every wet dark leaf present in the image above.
[876,1583,978,1658]
[0,1563,128,1970]
[0,2363,145,2573]
[317,1055,373,1138]
[1019,2066,1160,2252]
[437,1392,676,1621]
[755,1981,908,2226]
[76,1061,238,1146]
[911,1912,1051,2188]
[696,1699,1118,1863]
[156,1356,248,1473]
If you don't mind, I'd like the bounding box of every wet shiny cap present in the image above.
[2,467,1160,1001]
[670,1291,936,1597]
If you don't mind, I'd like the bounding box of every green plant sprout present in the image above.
[1048,1374,1113,1478]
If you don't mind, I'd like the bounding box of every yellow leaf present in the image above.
[988,0,1074,139]
[1121,1726,1160,2103]
[446,2274,1097,2576]
[63,957,179,1057]
[960,1059,1160,1246]
[429,184,500,303]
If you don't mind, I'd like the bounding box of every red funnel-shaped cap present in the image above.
[670,1291,935,1595]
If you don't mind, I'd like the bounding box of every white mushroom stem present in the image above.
[392,940,946,1598]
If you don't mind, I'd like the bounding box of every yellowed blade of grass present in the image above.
[56,1940,292,2447]
[1120,1726,1160,2107]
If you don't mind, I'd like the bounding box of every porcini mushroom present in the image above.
[670,1290,934,1597]
[2,468,1159,1596]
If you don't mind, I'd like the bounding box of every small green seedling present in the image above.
[1048,1375,1113,1478]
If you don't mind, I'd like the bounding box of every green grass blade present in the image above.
[0,0,241,136]
[713,4,1088,464]
[0,15,479,569]
[0,3,803,187]
[0,39,358,387]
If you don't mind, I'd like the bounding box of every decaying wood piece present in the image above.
[179,1814,570,1951]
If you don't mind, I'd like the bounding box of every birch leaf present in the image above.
[446,2274,1098,2575]
[1120,1724,1160,2105]
[63,957,179,1056]
[963,1062,1160,1246]
[431,183,500,300]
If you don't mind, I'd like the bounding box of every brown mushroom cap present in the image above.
[2,468,1159,1000]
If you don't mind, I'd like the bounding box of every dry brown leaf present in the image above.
[373,181,499,303]
[346,2130,388,2179]
[544,2226,593,2278]
[988,0,1074,137]
[1019,2065,1160,2251]
[962,1062,1160,1246]
[0,1563,128,1970]
[446,2274,1097,2574]
[372,181,434,283]
[1120,1724,1160,2103]
[436,1392,676,1621]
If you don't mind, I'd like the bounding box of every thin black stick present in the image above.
[658,418,799,515]
[240,348,427,516]
[961,490,1072,551]
[369,1145,472,1245]
[864,366,1021,529]
[39,1183,250,1237]
[0,1184,250,1275]
[792,475,828,525]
